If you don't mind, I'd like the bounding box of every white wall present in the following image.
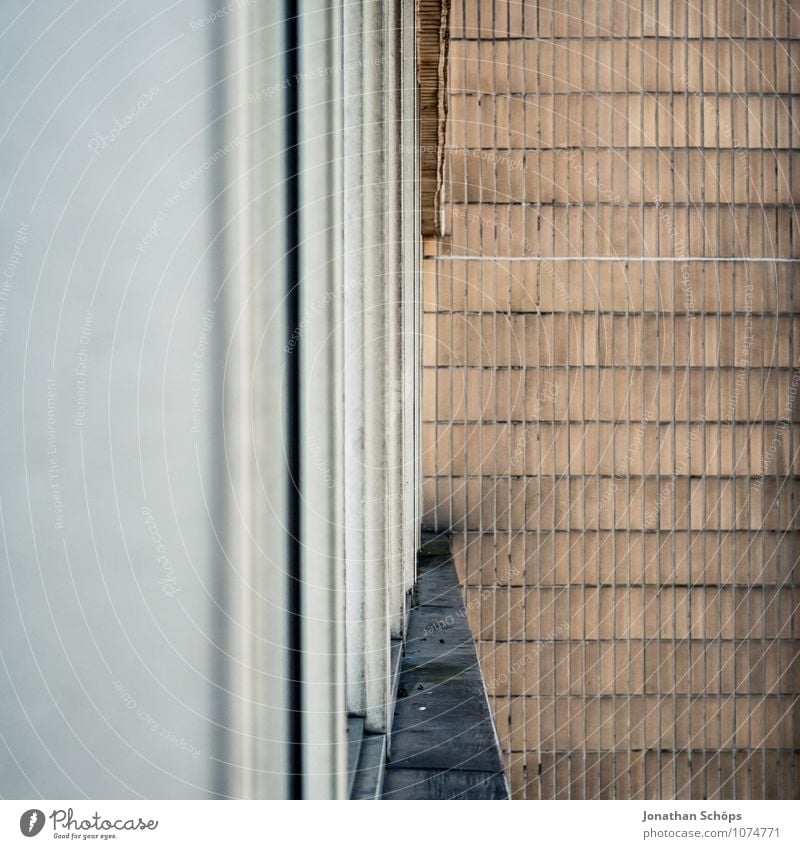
[0,0,249,799]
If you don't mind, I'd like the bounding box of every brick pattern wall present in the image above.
[421,0,800,798]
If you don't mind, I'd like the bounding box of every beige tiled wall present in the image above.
[422,0,800,798]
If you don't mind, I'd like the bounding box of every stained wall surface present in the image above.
[421,0,800,798]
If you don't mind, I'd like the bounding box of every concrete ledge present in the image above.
[382,534,509,800]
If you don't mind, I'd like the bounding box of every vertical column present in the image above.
[298,0,347,799]
[401,0,420,592]
[362,0,392,733]
[386,0,405,637]
[343,0,367,717]
[228,0,291,800]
